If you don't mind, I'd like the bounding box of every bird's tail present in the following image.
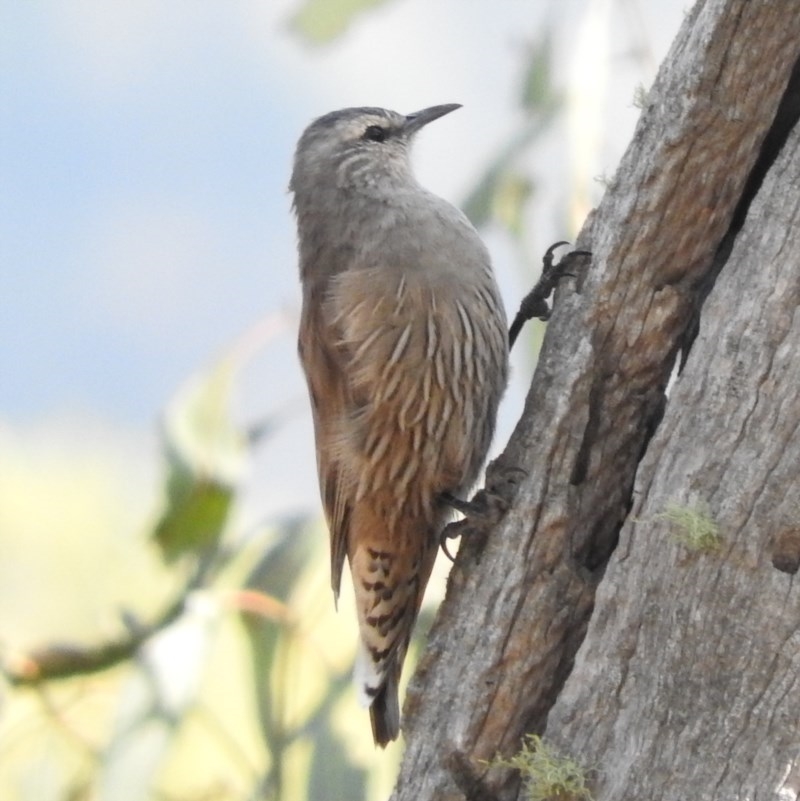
[348,502,439,746]
[354,635,402,746]
[368,661,400,747]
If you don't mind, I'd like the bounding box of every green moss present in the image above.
[659,502,722,553]
[490,734,593,801]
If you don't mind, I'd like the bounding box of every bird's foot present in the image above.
[438,461,527,562]
[508,241,591,348]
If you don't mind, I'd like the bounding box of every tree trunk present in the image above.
[390,1,800,799]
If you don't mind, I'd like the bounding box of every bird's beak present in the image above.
[403,103,462,136]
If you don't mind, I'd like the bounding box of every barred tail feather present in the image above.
[369,665,400,747]
[354,641,401,746]
[354,639,385,707]
[347,509,439,746]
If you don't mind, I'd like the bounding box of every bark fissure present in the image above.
[680,54,800,366]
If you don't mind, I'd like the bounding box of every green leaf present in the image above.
[153,474,233,561]
[152,353,247,562]
[492,172,534,238]
[462,115,558,234]
[462,29,560,235]
[520,34,557,111]
[462,164,503,229]
[289,0,392,45]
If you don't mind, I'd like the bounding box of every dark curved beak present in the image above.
[403,103,462,136]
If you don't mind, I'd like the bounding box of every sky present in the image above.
[0,0,688,529]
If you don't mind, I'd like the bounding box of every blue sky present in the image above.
[2,2,299,422]
[0,0,685,522]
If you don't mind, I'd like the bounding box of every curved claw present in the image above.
[438,492,478,562]
[440,532,457,563]
[544,240,570,262]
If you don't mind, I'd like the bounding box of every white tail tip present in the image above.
[354,641,384,707]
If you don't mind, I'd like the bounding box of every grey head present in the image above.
[289,104,461,202]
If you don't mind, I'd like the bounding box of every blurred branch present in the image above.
[2,559,213,688]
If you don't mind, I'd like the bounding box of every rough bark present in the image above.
[390,1,800,799]
[545,114,800,799]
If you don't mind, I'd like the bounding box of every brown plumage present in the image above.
[290,105,509,746]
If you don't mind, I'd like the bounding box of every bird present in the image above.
[290,104,509,746]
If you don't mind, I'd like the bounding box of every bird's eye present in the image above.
[363,125,387,142]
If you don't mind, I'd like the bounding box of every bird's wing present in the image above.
[300,265,437,600]
[298,281,353,600]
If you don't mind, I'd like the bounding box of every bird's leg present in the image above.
[438,461,528,562]
[508,241,592,349]
[440,491,485,517]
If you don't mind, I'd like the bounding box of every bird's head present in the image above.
[290,104,461,199]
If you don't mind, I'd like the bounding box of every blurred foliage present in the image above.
[0,332,400,801]
[463,34,561,239]
[289,0,393,44]
[520,34,557,112]
[153,351,246,561]
[154,476,232,562]
[239,520,356,801]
